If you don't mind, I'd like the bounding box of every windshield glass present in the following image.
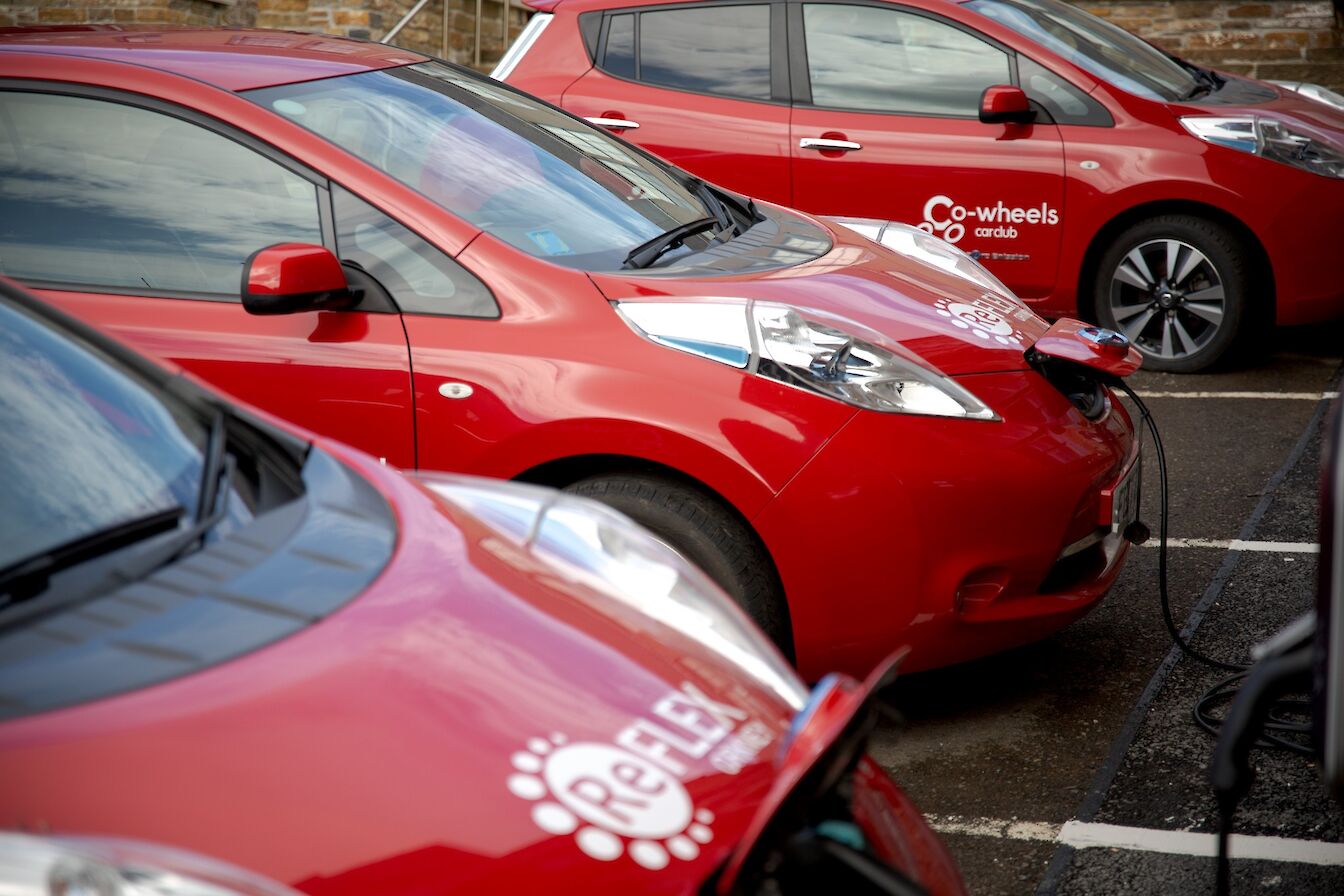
[0,301,245,572]
[965,0,1199,102]
[248,63,720,270]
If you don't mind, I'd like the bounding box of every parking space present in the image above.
[871,322,1344,895]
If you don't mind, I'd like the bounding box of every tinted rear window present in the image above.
[605,4,772,100]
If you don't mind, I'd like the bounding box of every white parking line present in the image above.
[1136,391,1338,400]
[1141,538,1319,553]
[925,816,1344,865]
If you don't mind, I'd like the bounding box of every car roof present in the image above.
[524,0,961,10]
[0,26,428,91]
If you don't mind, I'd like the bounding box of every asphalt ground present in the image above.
[868,322,1344,895]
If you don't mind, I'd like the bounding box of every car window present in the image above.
[605,13,637,80]
[251,63,723,271]
[635,5,772,100]
[802,4,1010,116]
[334,186,498,318]
[1018,56,1110,125]
[0,91,321,297]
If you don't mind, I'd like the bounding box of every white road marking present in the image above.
[1140,538,1319,553]
[925,816,1344,865]
[1135,391,1338,400]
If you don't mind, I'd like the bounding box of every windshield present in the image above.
[0,300,249,573]
[248,63,722,270]
[965,0,1200,102]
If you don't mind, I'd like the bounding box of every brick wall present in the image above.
[1080,1,1344,91]
[0,0,258,27]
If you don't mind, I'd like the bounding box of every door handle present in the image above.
[586,116,641,131]
[799,137,862,152]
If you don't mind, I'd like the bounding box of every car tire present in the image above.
[1093,215,1252,373]
[564,473,793,658]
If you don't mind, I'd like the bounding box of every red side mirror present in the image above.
[241,243,357,316]
[980,85,1036,125]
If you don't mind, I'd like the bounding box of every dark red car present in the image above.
[0,27,1138,681]
[0,279,964,894]
[499,0,1344,371]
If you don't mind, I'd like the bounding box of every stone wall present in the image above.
[1080,1,1344,91]
[0,0,258,27]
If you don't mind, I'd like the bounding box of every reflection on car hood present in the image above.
[1183,78,1344,138]
[0,445,805,893]
[589,209,1050,377]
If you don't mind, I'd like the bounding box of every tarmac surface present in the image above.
[870,322,1344,895]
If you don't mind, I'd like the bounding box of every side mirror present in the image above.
[241,243,359,316]
[979,85,1036,125]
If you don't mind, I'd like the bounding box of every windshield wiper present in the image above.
[685,176,734,234]
[624,217,725,269]
[0,506,185,606]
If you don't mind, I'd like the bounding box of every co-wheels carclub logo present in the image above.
[506,682,774,870]
[919,194,1059,244]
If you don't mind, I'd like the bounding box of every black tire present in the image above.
[1092,214,1253,373]
[563,473,793,658]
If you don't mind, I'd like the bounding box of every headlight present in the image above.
[828,216,1023,308]
[0,833,301,896]
[1180,115,1344,178]
[1268,80,1344,112]
[615,300,999,421]
[418,475,808,710]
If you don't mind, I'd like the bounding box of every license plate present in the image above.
[1110,456,1141,533]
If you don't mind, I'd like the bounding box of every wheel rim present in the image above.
[1108,237,1226,362]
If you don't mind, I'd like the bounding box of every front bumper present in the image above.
[753,367,1136,681]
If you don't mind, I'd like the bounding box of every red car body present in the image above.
[0,27,1136,681]
[0,280,963,894]
[501,0,1344,370]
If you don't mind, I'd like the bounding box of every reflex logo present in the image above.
[506,682,774,870]
[934,294,1029,347]
[919,195,1060,244]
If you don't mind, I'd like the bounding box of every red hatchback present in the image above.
[0,278,964,894]
[500,0,1344,371]
[0,27,1138,681]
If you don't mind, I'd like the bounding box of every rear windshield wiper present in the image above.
[0,506,185,606]
[624,217,725,269]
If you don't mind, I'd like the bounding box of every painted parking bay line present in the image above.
[925,816,1344,865]
[1140,538,1319,553]
[1135,391,1339,400]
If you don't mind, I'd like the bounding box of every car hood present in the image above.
[588,212,1050,377]
[0,447,816,894]
[1178,79,1344,139]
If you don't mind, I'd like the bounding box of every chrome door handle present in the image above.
[586,116,640,130]
[799,137,862,152]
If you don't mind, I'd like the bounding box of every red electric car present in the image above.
[0,279,965,894]
[0,27,1139,680]
[498,0,1344,371]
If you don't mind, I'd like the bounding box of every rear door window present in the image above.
[599,4,773,101]
[802,4,1011,116]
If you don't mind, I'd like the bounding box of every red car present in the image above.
[498,0,1344,371]
[0,27,1138,680]
[0,279,964,894]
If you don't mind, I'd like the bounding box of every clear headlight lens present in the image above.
[419,475,808,710]
[0,833,301,896]
[1268,80,1344,112]
[616,300,999,421]
[1180,115,1344,178]
[829,217,1022,307]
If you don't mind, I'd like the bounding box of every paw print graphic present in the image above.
[507,734,715,870]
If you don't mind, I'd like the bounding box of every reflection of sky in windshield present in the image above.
[966,0,1196,101]
[249,64,707,266]
[0,304,202,570]
[0,92,320,294]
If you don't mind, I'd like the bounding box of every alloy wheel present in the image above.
[1107,238,1226,362]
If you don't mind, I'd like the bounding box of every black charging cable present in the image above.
[1114,380,1249,673]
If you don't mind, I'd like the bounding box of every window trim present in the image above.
[593,1,790,107]
[0,81,336,304]
[788,0,1020,119]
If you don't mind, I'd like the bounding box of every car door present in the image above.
[787,0,1066,299]
[560,1,793,205]
[0,87,416,468]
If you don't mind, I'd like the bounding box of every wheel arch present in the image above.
[1077,199,1275,326]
